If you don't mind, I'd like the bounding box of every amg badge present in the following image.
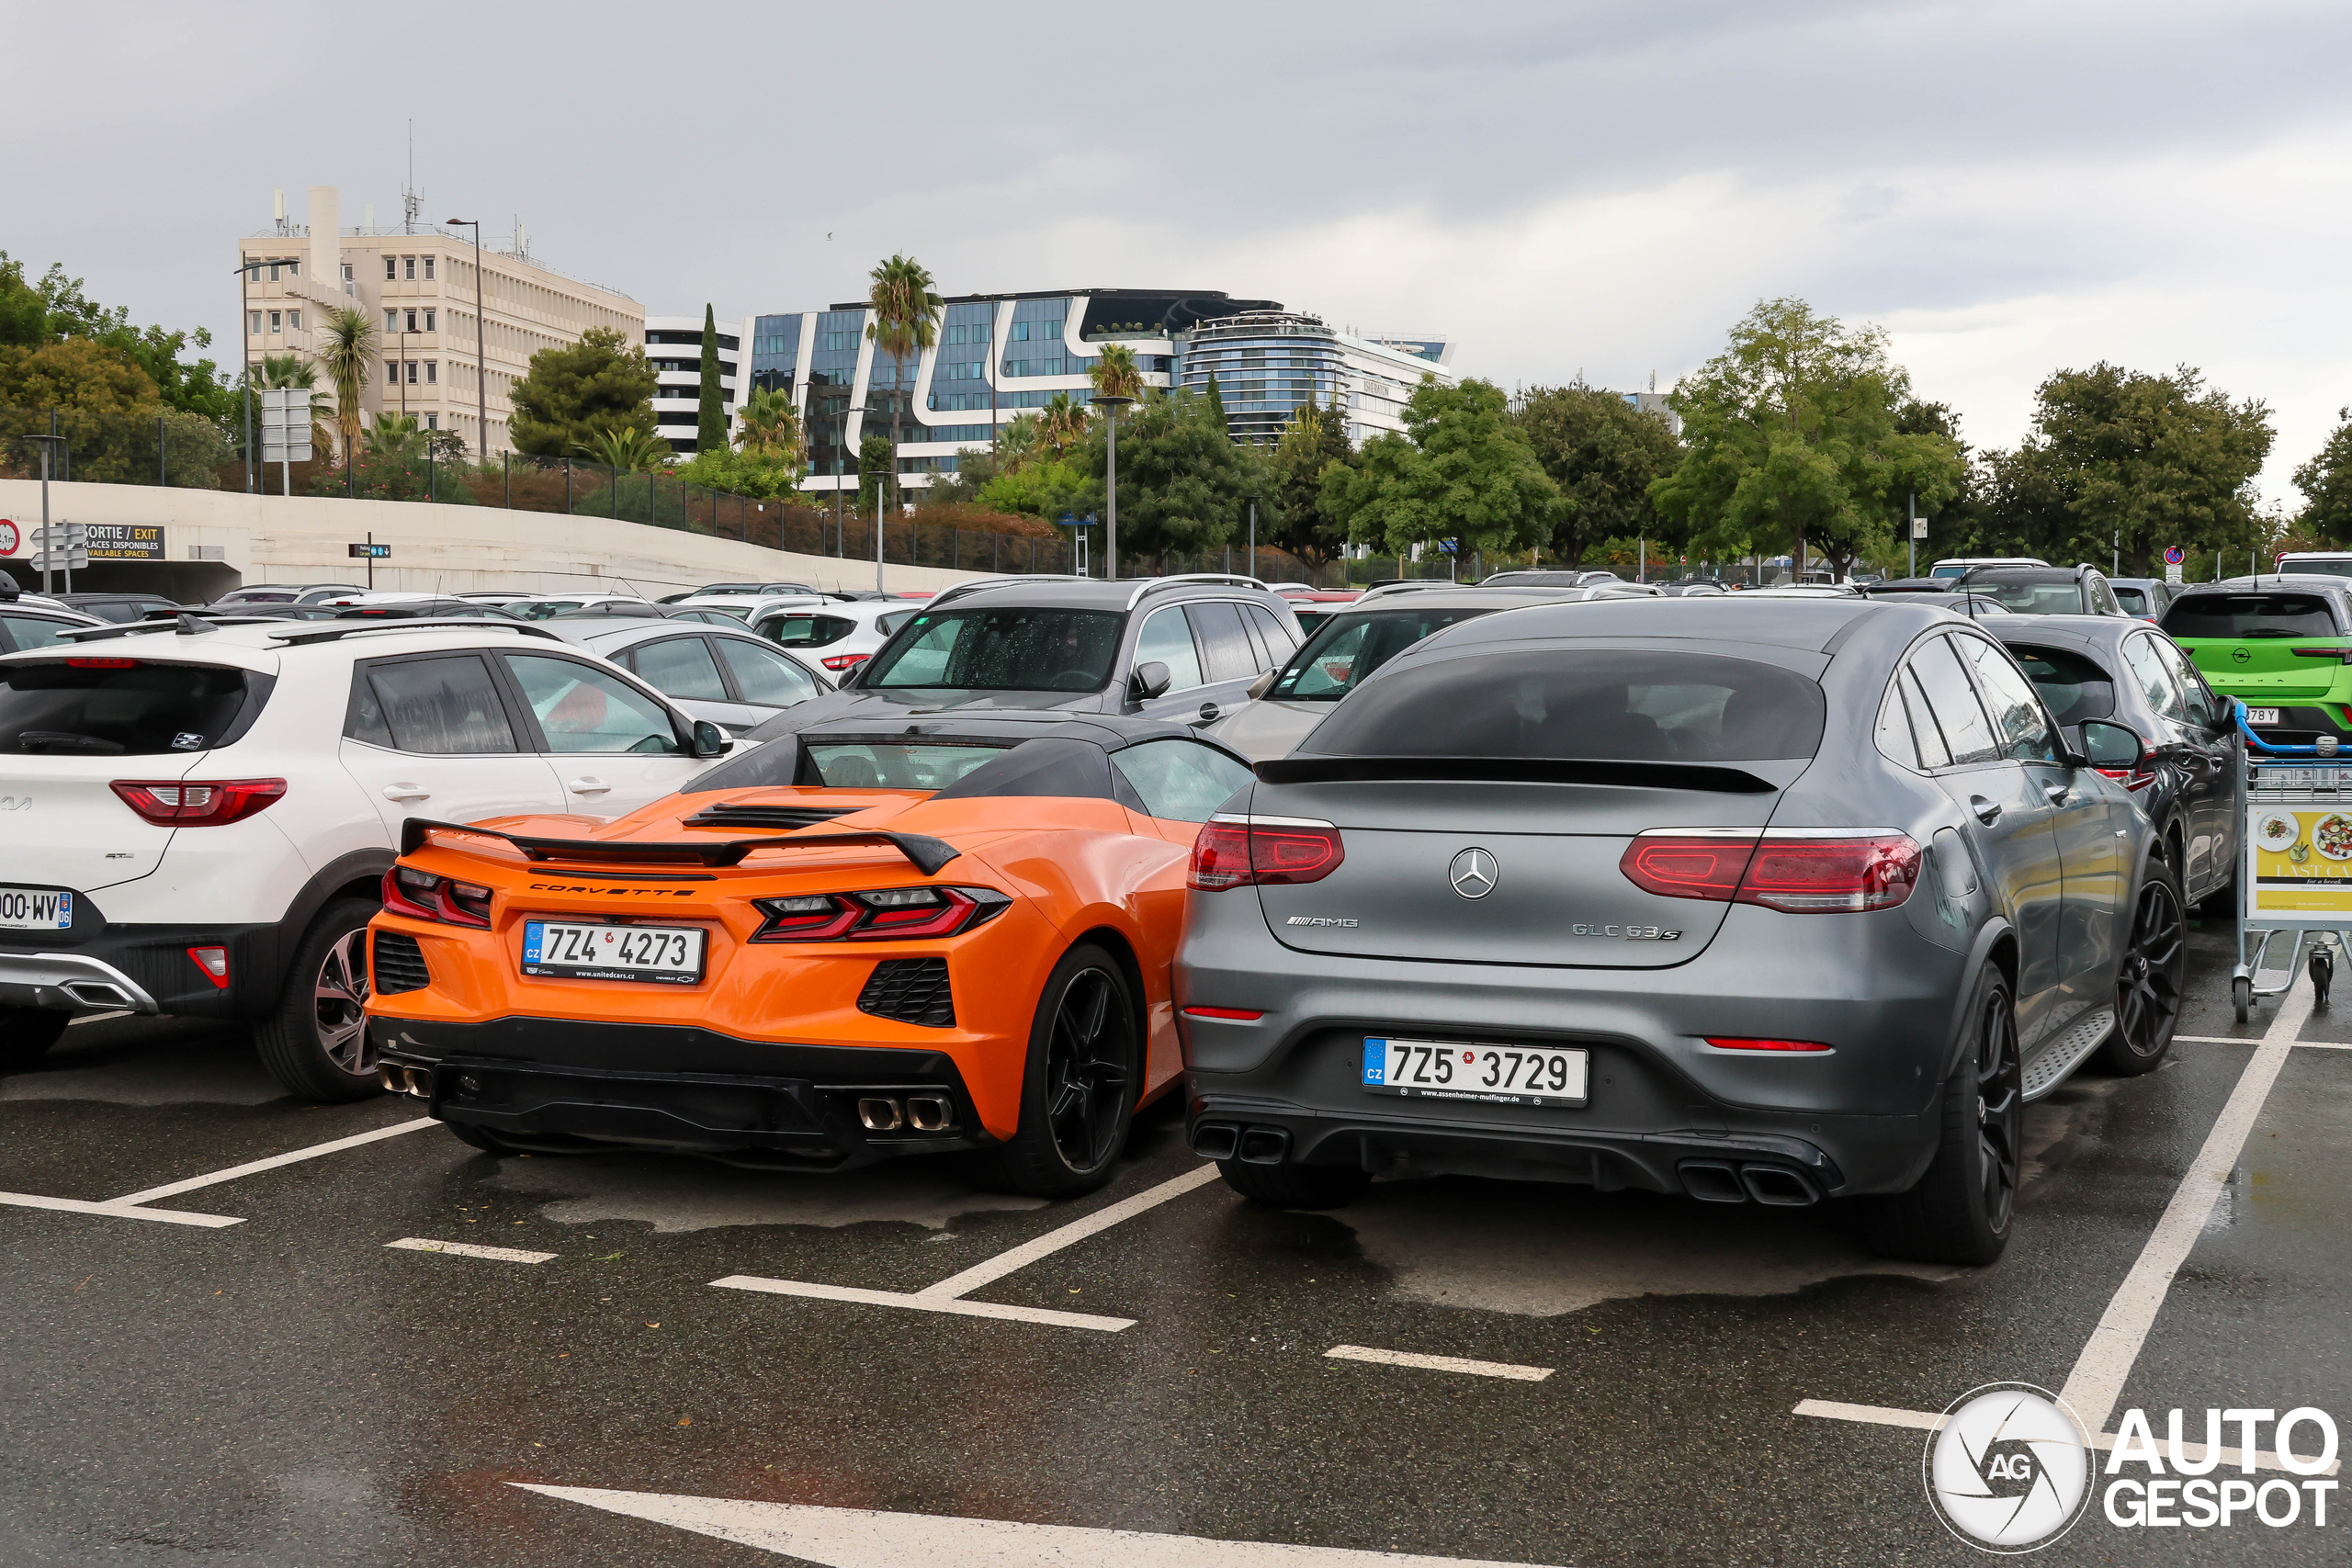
[1286,916,1359,928]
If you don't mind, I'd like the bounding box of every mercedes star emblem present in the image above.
[1448,847,1498,899]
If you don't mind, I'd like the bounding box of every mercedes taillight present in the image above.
[1188,815,1346,891]
[1621,830,1919,913]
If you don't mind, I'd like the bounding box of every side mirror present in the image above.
[690,718,730,759]
[1245,670,1278,700]
[2078,717,2147,772]
[1130,660,1172,702]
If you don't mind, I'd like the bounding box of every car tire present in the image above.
[984,942,1140,1200]
[2098,858,2187,1076]
[1216,1157,1371,1210]
[0,1007,71,1072]
[1860,960,2020,1267]
[253,897,381,1102]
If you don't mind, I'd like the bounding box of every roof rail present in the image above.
[54,615,289,644]
[1124,573,1269,609]
[1354,581,1463,602]
[266,619,569,647]
[924,574,1085,609]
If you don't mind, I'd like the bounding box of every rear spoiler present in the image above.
[400,818,962,875]
[1253,755,1780,795]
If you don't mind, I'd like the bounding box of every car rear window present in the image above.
[1270,606,1502,702]
[0,661,260,755]
[861,608,1121,693]
[1962,576,2085,614]
[2005,644,2117,726]
[803,740,1012,788]
[2110,586,2148,616]
[2162,593,2340,639]
[1303,649,1826,762]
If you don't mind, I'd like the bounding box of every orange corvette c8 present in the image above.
[363,714,1257,1195]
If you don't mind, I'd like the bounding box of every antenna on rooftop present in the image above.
[401,120,421,234]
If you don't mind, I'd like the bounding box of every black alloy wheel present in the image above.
[2099,867,2186,1074]
[1043,966,1133,1171]
[1973,985,2023,1237]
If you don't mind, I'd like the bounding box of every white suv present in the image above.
[0,616,736,1099]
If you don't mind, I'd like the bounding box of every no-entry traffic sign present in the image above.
[2164,546,2185,565]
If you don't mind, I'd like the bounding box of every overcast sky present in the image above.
[7,0,2348,502]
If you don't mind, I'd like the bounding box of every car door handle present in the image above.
[1970,795,2001,825]
[382,784,430,802]
[2043,782,2070,805]
[566,776,612,795]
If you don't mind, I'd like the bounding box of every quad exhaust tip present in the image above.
[904,1094,954,1133]
[857,1097,903,1132]
[1679,1159,1817,1206]
[377,1065,433,1099]
[857,1092,957,1134]
[1190,1122,1241,1161]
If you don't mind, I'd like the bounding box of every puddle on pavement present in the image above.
[3,1016,282,1106]
[1335,1177,1959,1315]
[482,1152,1047,1233]
[2019,1068,2134,1188]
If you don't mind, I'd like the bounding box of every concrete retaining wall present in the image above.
[0,479,996,601]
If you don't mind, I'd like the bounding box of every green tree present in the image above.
[509,326,658,457]
[0,338,162,484]
[675,445,806,500]
[2295,408,2352,547]
[1203,373,1227,434]
[1649,298,1963,581]
[1069,386,1261,564]
[1326,378,1558,567]
[0,252,230,420]
[696,304,726,454]
[1037,391,1091,457]
[241,353,333,465]
[0,254,46,346]
[857,430,895,518]
[1983,364,2274,577]
[864,254,944,516]
[1088,342,1145,402]
[1512,382,1681,567]
[1264,394,1355,569]
[734,385,805,468]
[313,305,379,476]
[364,412,428,462]
[575,424,673,473]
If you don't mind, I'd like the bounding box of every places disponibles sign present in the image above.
[83,523,165,560]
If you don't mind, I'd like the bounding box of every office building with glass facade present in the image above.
[744,288,1454,492]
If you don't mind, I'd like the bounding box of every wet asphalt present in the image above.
[2,914,2346,1567]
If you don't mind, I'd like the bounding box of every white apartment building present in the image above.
[646,313,744,457]
[238,186,643,457]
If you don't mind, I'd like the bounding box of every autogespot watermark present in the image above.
[1921,1384,2341,1552]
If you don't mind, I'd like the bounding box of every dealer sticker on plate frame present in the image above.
[521,920,705,984]
[1363,1036,1589,1107]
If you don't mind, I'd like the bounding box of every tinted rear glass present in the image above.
[804,740,1012,788]
[1270,606,1501,702]
[1963,577,2086,614]
[2110,586,2147,615]
[0,662,257,755]
[2278,559,2352,579]
[862,608,1121,693]
[2162,593,2340,639]
[1304,649,1826,762]
[2005,644,2116,725]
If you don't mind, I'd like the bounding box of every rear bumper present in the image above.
[0,949,161,1016]
[0,920,282,1019]
[370,1016,991,1169]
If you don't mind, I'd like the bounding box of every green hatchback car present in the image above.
[2158,578,2352,749]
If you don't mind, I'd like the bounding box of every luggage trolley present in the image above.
[2233,727,2352,1021]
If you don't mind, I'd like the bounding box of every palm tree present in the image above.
[575,425,673,473]
[1037,392,1091,457]
[1088,342,1146,403]
[364,412,427,463]
[312,306,379,476]
[864,254,943,513]
[736,386,805,465]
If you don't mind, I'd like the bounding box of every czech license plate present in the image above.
[0,886,73,931]
[1363,1037,1588,1107]
[521,920,704,984]
[2248,708,2282,726]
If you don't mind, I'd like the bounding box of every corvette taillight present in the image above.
[751,885,1011,942]
[111,778,286,826]
[1187,816,1345,891]
[379,865,492,928]
[1621,831,1920,914]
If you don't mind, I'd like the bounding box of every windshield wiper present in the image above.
[15,731,125,754]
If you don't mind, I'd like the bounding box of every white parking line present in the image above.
[1325,1345,1553,1382]
[2177,1033,2352,1050]
[0,1116,438,1227]
[387,1236,558,1264]
[1790,1400,2333,1475]
[1801,987,2324,1467]
[712,1163,1223,1333]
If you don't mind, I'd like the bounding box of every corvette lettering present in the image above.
[526,883,695,897]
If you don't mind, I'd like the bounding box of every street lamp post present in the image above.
[1091,394,1134,580]
[444,220,488,459]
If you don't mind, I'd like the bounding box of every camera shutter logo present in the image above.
[1924,1383,2093,1552]
[1448,847,1498,899]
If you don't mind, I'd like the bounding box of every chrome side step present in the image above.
[2020,1007,2115,1101]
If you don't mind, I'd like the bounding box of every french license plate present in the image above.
[521,920,704,984]
[0,886,73,931]
[2248,708,2282,726]
[1363,1037,1588,1107]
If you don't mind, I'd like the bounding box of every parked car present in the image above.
[1175,596,2175,1266]
[1858,580,2013,618]
[674,592,829,626]
[1928,557,2050,581]
[2105,578,2177,622]
[544,615,833,731]
[1951,565,2131,616]
[504,593,652,621]
[741,575,1306,737]
[1477,569,1624,589]
[1211,586,1592,760]
[366,712,1257,1193]
[751,600,922,677]
[1984,615,2241,909]
[451,591,537,606]
[49,592,184,624]
[1655,581,1729,597]
[661,581,826,604]
[2159,576,2352,750]
[2271,552,2352,581]
[335,598,521,621]
[0,617,734,1093]
[0,602,106,651]
[213,583,369,606]
[1275,589,1362,632]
